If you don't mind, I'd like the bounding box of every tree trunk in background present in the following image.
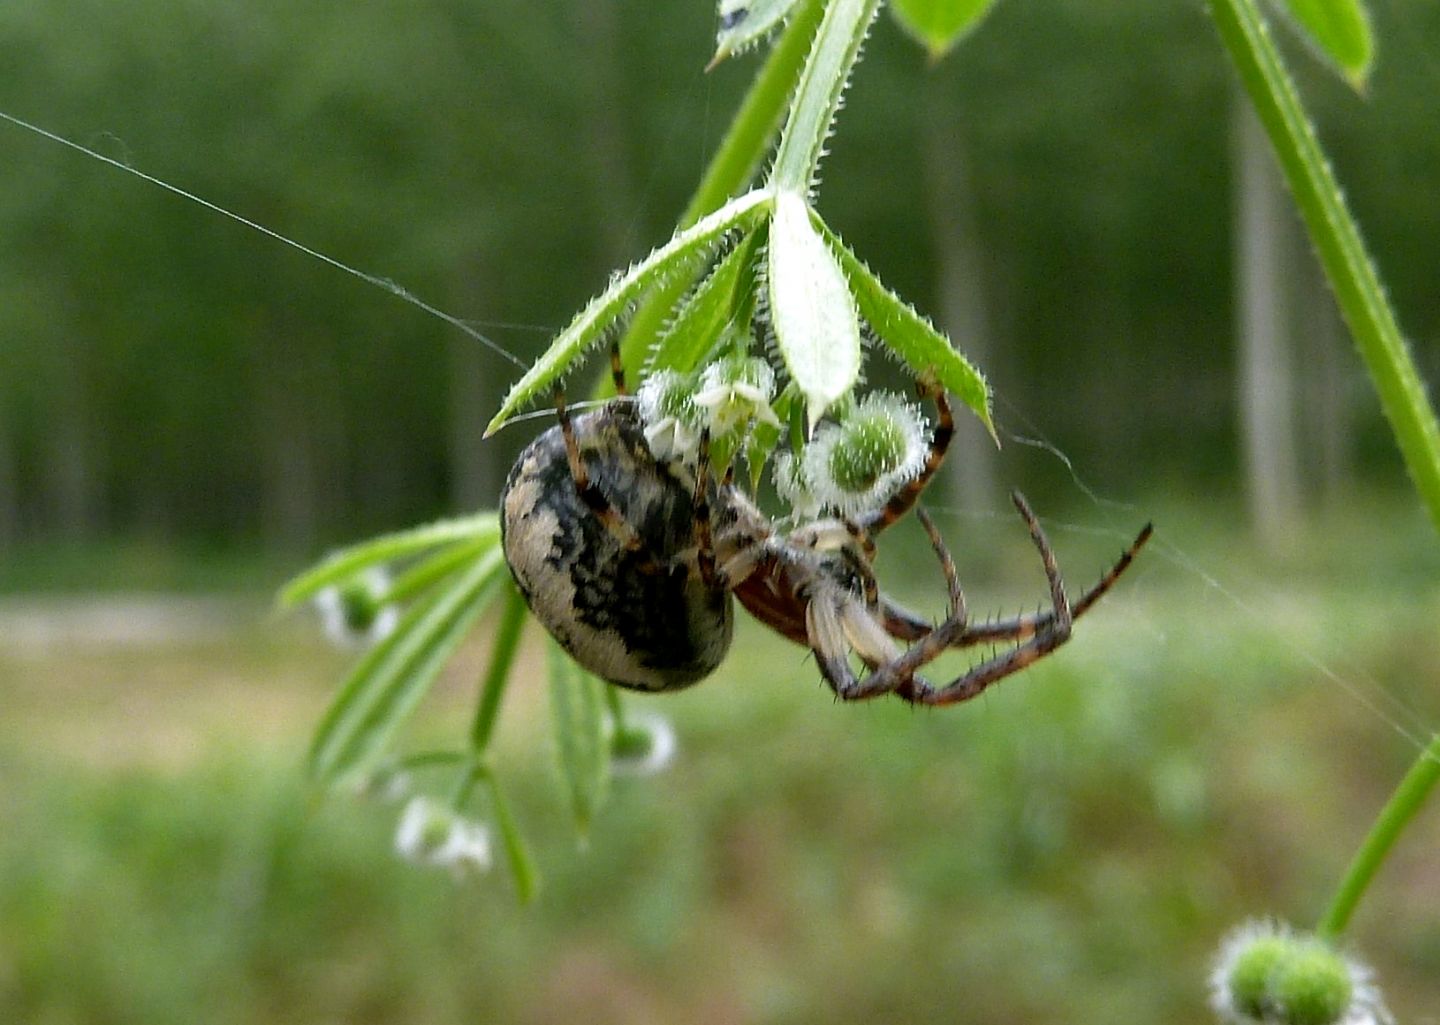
[576,0,637,267]
[924,80,999,513]
[46,332,100,541]
[255,329,331,554]
[1234,100,1302,549]
[449,323,498,510]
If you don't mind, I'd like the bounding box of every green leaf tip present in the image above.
[889,0,1000,61]
[817,219,994,441]
[711,0,806,68]
[1279,0,1374,88]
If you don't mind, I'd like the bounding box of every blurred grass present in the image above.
[2,495,1439,1024]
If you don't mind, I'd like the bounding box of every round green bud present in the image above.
[1271,945,1353,1025]
[338,579,383,633]
[827,412,908,493]
[1227,934,1292,1018]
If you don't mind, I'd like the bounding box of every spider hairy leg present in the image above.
[882,514,1152,649]
[609,338,628,396]
[694,429,719,588]
[555,384,645,554]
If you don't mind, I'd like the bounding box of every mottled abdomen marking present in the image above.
[499,404,733,691]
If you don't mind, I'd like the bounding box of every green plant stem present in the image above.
[469,581,527,753]
[1210,0,1440,536]
[1317,732,1440,939]
[1211,0,1440,939]
[767,0,882,194]
[604,684,628,736]
[611,0,825,381]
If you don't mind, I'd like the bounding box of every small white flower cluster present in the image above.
[1209,920,1392,1025]
[393,796,493,880]
[607,710,677,777]
[777,391,929,519]
[636,354,779,462]
[313,567,398,651]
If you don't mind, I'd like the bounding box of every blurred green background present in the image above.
[2,0,1439,1022]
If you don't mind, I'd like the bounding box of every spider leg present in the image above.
[555,384,646,555]
[916,506,965,623]
[885,492,1072,705]
[880,508,1152,649]
[858,381,954,537]
[693,429,719,589]
[609,338,629,396]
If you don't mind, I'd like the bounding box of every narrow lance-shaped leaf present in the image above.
[648,227,764,377]
[768,189,861,428]
[486,190,771,436]
[1278,0,1373,88]
[547,643,610,836]
[713,0,807,65]
[817,216,994,439]
[278,514,498,608]
[889,0,999,61]
[482,771,541,904]
[308,547,508,786]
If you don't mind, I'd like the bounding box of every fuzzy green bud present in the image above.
[798,391,928,518]
[1227,934,1293,1019]
[1210,920,1388,1025]
[826,411,909,492]
[1271,946,1354,1025]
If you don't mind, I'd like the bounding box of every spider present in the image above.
[499,355,1151,705]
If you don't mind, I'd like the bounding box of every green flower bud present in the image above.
[1210,920,1390,1025]
[799,391,928,517]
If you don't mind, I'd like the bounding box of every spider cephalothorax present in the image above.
[500,365,1151,704]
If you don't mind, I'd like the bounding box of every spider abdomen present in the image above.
[500,404,733,691]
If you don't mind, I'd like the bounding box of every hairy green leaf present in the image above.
[277,514,498,608]
[648,228,764,376]
[819,219,993,438]
[768,190,861,427]
[889,0,999,59]
[486,191,771,436]
[713,0,806,65]
[307,547,507,786]
[1278,0,1373,86]
[611,0,824,391]
[547,644,610,836]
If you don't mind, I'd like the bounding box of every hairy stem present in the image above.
[1211,0,1440,937]
[768,0,882,195]
[612,0,825,381]
[1210,0,1440,534]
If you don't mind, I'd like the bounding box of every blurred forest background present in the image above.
[2,0,1438,559]
[3,1,1440,1023]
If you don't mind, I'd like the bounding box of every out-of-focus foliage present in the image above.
[890,0,999,59]
[1,0,1438,553]
[2,500,1439,1023]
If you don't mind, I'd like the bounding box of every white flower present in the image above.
[801,391,929,518]
[314,567,398,650]
[692,354,780,435]
[607,710,678,777]
[636,370,703,462]
[1209,919,1392,1025]
[394,796,493,880]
